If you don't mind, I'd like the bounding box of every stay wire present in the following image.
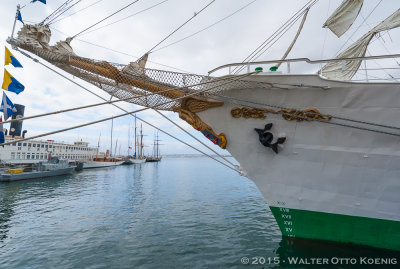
[50,27,192,73]
[50,0,105,25]
[79,0,168,36]
[40,0,75,25]
[146,0,216,54]
[71,0,140,39]
[46,0,83,25]
[152,0,258,53]
[335,0,383,55]
[12,48,257,171]
[232,0,315,73]
[234,6,308,74]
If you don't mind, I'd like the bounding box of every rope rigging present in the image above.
[71,0,140,39]
[6,48,259,172]
[49,0,105,25]
[79,0,169,36]
[232,0,318,74]
[46,0,84,25]
[145,0,216,55]
[50,27,192,73]
[152,0,258,53]
[214,93,400,137]
[40,0,79,26]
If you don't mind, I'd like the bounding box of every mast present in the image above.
[140,123,143,158]
[127,121,130,156]
[11,5,20,39]
[110,117,113,157]
[96,132,101,158]
[114,139,118,158]
[134,115,137,158]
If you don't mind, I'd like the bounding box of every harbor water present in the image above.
[0,156,399,268]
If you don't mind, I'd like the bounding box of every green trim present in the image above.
[270,206,400,251]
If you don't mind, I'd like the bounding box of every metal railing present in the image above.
[208,53,400,76]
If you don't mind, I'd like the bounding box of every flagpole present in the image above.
[11,5,20,39]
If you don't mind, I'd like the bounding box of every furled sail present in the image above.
[321,8,400,80]
[323,0,363,38]
[9,25,268,111]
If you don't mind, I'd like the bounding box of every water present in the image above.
[0,157,399,268]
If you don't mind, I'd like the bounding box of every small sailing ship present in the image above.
[146,132,162,163]
[124,117,146,164]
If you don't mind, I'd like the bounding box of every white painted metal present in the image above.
[198,73,400,222]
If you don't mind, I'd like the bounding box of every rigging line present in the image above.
[50,0,105,25]
[71,0,140,39]
[234,6,308,74]
[152,0,257,53]
[340,30,398,82]
[154,110,237,167]
[7,49,251,125]
[79,0,169,36]
[320,0,331,69]
[146,0,216,54]
[362,14,400,67]
[40,0,75,25]
[214,93,400,133]
[1,95,143,125]
[232,0,316,73]
[3,55,257,172]
[50,27,192,73]
[20,0,34,10]
[275,7,310,69]
[334,0,383,55]
[46,0,83,25]
[246,0,318,62]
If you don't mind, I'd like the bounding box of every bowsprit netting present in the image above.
[9,24,268,111]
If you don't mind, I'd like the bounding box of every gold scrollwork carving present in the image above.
[173,97,227,149]
[231,107,275,119]
[231,107,331,122]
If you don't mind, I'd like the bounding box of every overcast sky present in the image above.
[0,0,399,156]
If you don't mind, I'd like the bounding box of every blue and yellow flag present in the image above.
[33,0,47,4]
[17,11,24,25]
[2,69,25,95]
[5,47,23,68]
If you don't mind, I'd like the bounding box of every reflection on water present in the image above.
[0,157,398,268]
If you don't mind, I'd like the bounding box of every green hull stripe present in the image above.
[270,206,400,251]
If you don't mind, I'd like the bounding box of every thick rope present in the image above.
[153,110,237,167]
[0,68,252,169]
[14,46,254,123]
[274,8,309,69]
[215,94,400,137]
[9,49,258,171]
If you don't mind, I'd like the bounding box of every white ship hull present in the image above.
[198,73,400,250]
[83,160,124,169]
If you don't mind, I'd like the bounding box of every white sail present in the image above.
[321,8,400,80]
[323,0,363,38]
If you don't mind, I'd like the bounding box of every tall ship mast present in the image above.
[5,0,400,251]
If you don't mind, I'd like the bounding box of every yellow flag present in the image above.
[4,47,23,68]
